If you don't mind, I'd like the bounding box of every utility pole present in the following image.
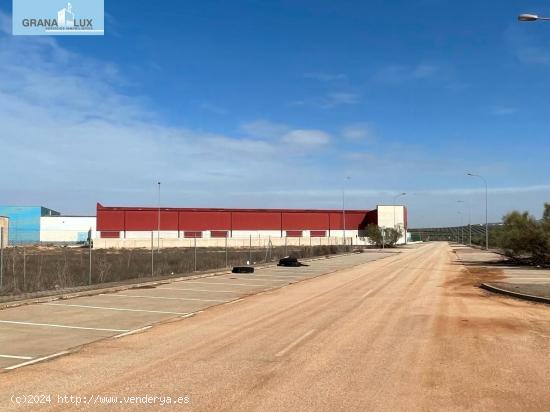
[342,176,351,246]
[157,181,161,252]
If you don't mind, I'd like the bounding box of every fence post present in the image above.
[284,236,287,256]
[23,247,26,291]
[248,235,252,264]
[151,231,154,277]
[0,228,3,289]
[225,236,228,268]
[89,238,92,285]
[194,237,197,271]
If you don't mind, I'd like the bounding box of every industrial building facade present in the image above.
[97,203,378,239]
[0,206,59,244]
[0,203,407,246]
[0,206,96,245]
[95,203,407,247]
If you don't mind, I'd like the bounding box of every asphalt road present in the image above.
[1,242,549,411]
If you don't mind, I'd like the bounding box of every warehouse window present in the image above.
[310,230,326,237]
[100,231,119,238]
[210,230,228,238]
[184,231,202,238]
[286,230,303,237]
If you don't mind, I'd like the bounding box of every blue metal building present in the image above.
[0,206,59,245]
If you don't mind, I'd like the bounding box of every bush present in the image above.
[498,203,550,264]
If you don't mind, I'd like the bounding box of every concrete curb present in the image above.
[480,283,550,305]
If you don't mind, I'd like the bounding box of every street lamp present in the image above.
[342,176,351,246]
[518,14,550,22]
[467,173,488,250]
[393,193,406,243]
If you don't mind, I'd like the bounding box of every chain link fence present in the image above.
[0,240,357,298]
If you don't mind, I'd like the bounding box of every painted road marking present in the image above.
[43,303,190,316]
[104,294,227,302]
[113,326,152,339]
[361,289,373,299]
[0,354,34,360]
[0,320,129,333]
[224,298,244,306]
[225,275,301,281]
[4,351,69,371]
[183,281,275,287]
[157,287,239,293]
[216,278,290,283]
[276,329,316,357]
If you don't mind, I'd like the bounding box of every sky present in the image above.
[0,0,549,228]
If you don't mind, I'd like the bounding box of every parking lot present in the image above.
[0,250,395,371]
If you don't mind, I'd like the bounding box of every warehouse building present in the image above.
[39,215,96,243]
[0,206,95,245]
[94,203,407,248]
[0,206,59,244]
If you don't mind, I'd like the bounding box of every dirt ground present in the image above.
[453,245,550,302]
[0,242,549,411]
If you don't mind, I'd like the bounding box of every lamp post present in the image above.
[518,14,550,22]
[157,181,161,253]
[342,176,351,246]
[467,173,488,250]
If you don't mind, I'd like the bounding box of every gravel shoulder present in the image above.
[453,245,550,303]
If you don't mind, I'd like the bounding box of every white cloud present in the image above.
[0,18,340,212]
[291,92,360,109]
[199,102,228,115]
[489,106,518,116]
[374,63,439,84]
[282,129,331,146]
[303,72,347,82]
[240,119,290,139]
[341,123,375,141]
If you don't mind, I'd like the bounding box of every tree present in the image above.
[365,224,403,248]
[499,209,547,263]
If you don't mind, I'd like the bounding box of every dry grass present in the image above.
[0,244,351,296]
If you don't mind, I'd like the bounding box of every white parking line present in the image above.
[0,354,34,360]
[276,329,316,357]
[4,351,69,371]
[219,277,290,283]
[113,326,152,339]
[42,303,190,316]
[183,281,275,287]
[105,294,227,303]
[0,320,128,333]
[226,275,301,280]
[157,287,238,293]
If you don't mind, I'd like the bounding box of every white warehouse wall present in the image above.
[40,216,96,243]
[377,205,406,244]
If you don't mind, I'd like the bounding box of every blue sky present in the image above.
[1,0,549,227]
